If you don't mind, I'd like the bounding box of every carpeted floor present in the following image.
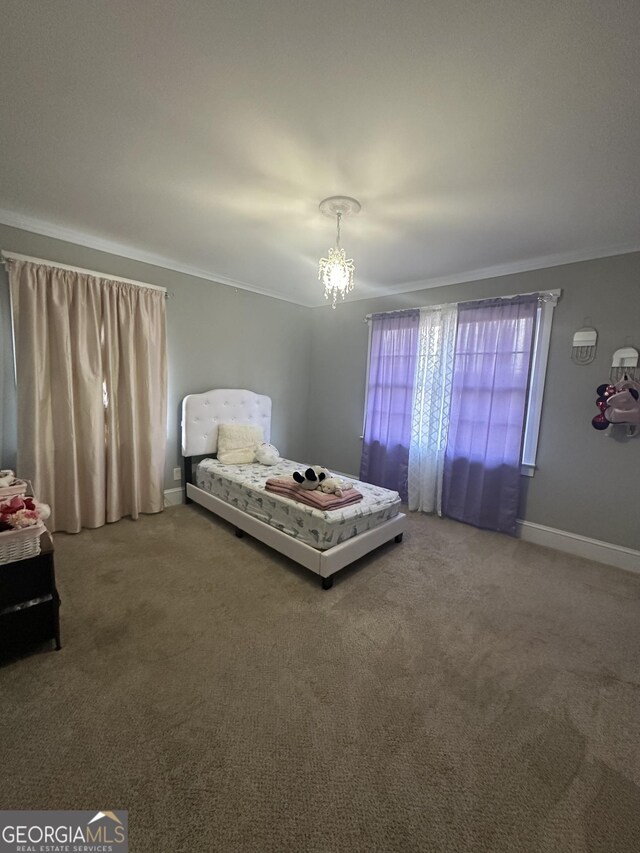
[1,505,640,852]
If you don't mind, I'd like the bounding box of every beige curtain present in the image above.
[8,259,167,533]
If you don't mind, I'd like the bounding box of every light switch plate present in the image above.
[173,467,181,481]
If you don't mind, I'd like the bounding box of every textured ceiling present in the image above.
[1,0,639,306]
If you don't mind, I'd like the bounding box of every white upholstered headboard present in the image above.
[181,389,272,457]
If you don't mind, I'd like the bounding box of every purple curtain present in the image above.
[360,310,419,501]
[442,295,538,534]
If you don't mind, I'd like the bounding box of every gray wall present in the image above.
[307,252,640,551]
[0,224,312,490]
[1,222,638,550]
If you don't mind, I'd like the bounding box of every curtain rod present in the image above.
[364,288,561,321]
[1,251,169,295]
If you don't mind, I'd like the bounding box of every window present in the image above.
[360,310,420,499]
[521,292,559,474]
[362,289,560,477]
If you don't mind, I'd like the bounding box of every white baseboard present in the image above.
[516,519,640,574]
[162,487,639,573]
[164,487,184,507]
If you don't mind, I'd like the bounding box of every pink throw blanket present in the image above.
[265,477,363,510]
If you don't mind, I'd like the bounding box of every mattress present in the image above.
[195,458,401,551]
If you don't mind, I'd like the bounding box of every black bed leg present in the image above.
[235,528,244,538]
[184,456,193,504]
[321,576,333,590]
[394,532,404,543]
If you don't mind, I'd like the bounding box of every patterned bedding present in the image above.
[195,458,401,551]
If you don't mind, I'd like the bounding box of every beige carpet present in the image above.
[1,505,640,852]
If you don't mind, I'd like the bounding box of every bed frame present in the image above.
[182,389,406,589]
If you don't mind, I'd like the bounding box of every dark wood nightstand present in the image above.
[0,531,61,656]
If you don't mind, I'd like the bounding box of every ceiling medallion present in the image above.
[318,196,361,308]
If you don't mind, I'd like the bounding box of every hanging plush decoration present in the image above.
[592,378,640,432]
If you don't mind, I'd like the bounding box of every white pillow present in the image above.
[217,423,263,464]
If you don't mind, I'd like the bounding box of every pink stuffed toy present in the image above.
[604,389,640,425]
[593,378,640,429]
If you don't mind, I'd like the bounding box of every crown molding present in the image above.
[2,207,638,311]
[0,207,315,307]
[309,241,640,307]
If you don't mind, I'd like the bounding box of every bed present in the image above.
[182,388,407,588]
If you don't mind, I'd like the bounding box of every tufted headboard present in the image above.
[181,388,272,457]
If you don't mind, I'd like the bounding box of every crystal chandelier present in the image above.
[318,196,361,308]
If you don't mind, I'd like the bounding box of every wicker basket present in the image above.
[0,521,45,565]
[0,479,28,498]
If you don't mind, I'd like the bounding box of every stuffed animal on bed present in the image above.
[0,470,15,488]
[292,466,331,490]
[254,443,280,466]
[319,477,353,498]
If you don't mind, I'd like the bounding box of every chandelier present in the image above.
[318,196,361,308]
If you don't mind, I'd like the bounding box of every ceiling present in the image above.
[1,0,639,307]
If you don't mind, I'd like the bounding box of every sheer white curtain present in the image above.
[8,259,167,533]
[408,304,458,514]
